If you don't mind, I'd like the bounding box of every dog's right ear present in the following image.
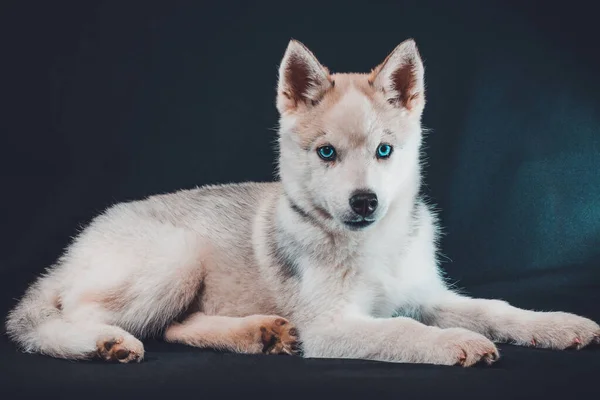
[276,40,333,114]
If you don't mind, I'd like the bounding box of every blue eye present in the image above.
[317,145,336,161]
[376,143,393,159]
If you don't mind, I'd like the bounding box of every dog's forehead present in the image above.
[288,73,395,149]
[323,78,382,144]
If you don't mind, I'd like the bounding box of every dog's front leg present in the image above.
[301,314,498,366]
[423,291,600,349]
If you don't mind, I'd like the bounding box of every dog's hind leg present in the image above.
[164,313,300,355]
[6,275,145,362]
[6,222,210,362]
[62,321,145,363]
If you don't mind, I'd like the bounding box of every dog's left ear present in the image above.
[369,39,425,115]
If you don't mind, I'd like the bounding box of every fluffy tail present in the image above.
[5,276,96,359]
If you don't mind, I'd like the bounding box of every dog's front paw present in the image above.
[244,315,300,355]
[431,328,499,367]
[515,312,600,350]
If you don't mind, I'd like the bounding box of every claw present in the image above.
[531,338,537,347]
[457,350,467,366]
[568,337,584,350]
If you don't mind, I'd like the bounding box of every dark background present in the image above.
[1,0,599,398]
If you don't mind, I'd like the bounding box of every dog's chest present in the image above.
[349,251,430,318]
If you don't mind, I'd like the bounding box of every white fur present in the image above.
[6,39,599,366]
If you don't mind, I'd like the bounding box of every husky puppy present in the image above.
[6,39,599,366]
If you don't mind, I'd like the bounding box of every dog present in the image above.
[6,39,600,366]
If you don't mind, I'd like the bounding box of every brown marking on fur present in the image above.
[102,289,131,312]
[328,73,379,104]
[286,72,386,150]
[368,64,383,86]
[165,314,300,355]
[79,285,131,312]
[300,131,327,151]
[347,131,368,148]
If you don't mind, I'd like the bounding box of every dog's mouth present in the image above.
[343,218,375,230]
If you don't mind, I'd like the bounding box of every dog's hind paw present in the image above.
[97,335,144,363]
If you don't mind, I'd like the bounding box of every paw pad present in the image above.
[96,337,143,363]
[257,317,300,356]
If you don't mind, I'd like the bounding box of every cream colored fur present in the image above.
[6,39,599,366]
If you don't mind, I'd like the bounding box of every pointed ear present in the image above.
[369,39,425,114]
[276,40,334,114]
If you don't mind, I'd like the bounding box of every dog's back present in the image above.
[8,39,598,365]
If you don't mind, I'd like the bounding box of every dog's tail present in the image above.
[5,273,94,359]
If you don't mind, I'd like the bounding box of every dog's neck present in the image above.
[275,175,421,266]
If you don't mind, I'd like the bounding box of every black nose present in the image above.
[349,191,378,217]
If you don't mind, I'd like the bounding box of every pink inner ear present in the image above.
[284,54,314,106]
[390,63,419,109]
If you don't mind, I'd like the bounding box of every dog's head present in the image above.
[276,39,425,232]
